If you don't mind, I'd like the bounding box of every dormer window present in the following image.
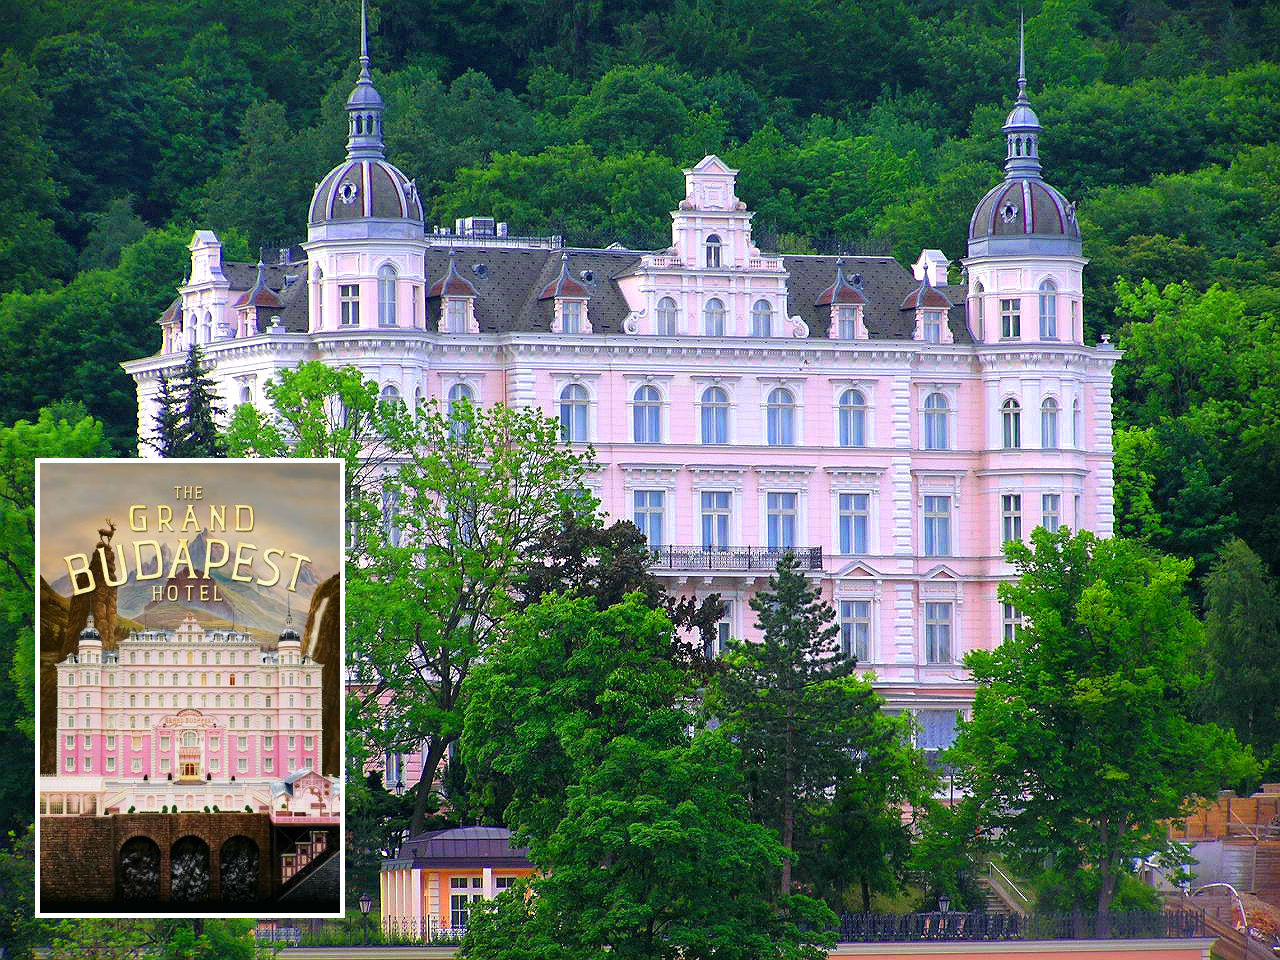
[445,299,467,332]
[562,300,584,333]
[705,234,722,268]
[340,284,360,325]
[837,307,857,340]
[923,311,943,344]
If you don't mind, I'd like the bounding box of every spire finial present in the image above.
[1017,9,1026,96]
[360,0,371,77]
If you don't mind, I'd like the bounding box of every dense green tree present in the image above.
[170,343,226,457]
[951,528,1257,926]
[460,591,833,960]
[150,371,185,458]
[710,553,901,899]
[0,51,73,293]
[1200,538,1280,764]
[0,407,109,841]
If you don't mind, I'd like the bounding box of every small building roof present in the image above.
[390,826,532,870]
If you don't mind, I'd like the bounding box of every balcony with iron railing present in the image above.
[648,545,823,572]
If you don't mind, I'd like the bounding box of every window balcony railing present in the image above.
[649,545,823,571]
[748,256,784,271]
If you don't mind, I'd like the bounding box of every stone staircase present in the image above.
[280,830,331,885]
[981,860,1033,916]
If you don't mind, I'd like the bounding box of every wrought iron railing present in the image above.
[648,545,823,571]
[836,910,1207,943]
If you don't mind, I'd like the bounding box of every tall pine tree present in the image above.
[711,551,884,899]
[173,343,225,456]
[150,371,184,457]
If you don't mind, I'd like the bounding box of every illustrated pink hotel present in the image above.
[41,613,339,821]
[123,22,1117,765]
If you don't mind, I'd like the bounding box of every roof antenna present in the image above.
[359,0,371,79]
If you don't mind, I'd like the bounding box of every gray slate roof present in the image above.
[395,826,531,868]
[206,249,974,343]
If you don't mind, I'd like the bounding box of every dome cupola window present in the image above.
[817,258,867,340]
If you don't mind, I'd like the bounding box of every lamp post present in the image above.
[358,891,373,945]
[937,894,951,936]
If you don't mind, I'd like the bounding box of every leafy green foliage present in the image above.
[460,591,833,960]
[1200,538,1280,768]
[949,528,1258,920]
[710,553,933,903]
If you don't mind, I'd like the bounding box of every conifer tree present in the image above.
[150,371,184,457]
[174,343,225,456]
[712,551,883,899]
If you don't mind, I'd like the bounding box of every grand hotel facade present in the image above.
[123,26,1117,761]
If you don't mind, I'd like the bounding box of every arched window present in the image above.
[752,300,773,338]
[1002,398,1022,449]
[705,234,722,268]
[182,731,197,748]
[656,296,678,335]
[633,385,661,443]
[766,388,796,446]
[240,386,252,405]
[973,280,983,333]
[838,389,867,447]
[701,386,729,444]
[378,264,398,326]
[704,298,726,336]
[1072,398,1082,448]
[1038,279,1057,339]
[447,383,473,417]
[1041,397,1059,449]
[559,383,589,443]
[314,268,324,324]
[202,312,212,345]
[380,384,401,412]
[923,392,949,450]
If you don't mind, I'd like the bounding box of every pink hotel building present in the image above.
[123,25,1117,762]
[41,613,337,819]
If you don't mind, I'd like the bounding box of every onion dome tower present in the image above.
[963,16,1085,345]
[304,0,428,331]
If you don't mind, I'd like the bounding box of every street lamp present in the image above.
[938,894,951,914]
[358,892,373,945]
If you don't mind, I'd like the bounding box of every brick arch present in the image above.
[170,834,211,903]
[118,835,161,903]
[219,834,260,903]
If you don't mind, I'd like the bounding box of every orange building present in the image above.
[380,826,536,938]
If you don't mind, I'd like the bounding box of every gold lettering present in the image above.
[157,505,173,532]
[168,539,196,579]
[128,505,148,532]
[180,504,199,531]
[65,553,94,595]
[203,537,230,573]
[286,553,311,592]
[235,505,254,532]
[134,540,164,580]
[209,504,225,531]
[231,542,256,582]
[258,548,283,588]
[96,546,127,588]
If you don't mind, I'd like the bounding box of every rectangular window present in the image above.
[450,877,483,928]
[562,300,582,333]
[1002,602,1021,641]
[238,736,247,750]
[700,491,731,549]
[446,298,467,333]
[839,599,871,662]
[1002,494,1022,544]
[766,492,798,551]
[838,493,870,555]
[264,757,274,772]
[923,311,943,343]
[84,756,92,772]
[264,736,273,749]
[1075,493,1083,528]
[924,602,953,663]
[632,490,665,548]
[237,757,248,773]
[923,496,951,557]
[1042,493,1061,532]
[131,758,142,772]
[496,876,516,891]
[838,308,857,339]
[708,602,733,659]
[106,756,116,772]
[160,736,169,751]
[160,758,170,772]
[340,284,360,325]
[288,736,297,750]
[1000,298,1020,339]
[412,285,420,326]
[65,734,74,750]
[65,756,75,772]
[918,708,958,769]
[305,735,314,750]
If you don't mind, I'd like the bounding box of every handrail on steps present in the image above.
[987,860,1032,906]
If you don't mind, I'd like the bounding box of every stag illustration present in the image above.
[97,518,116,545]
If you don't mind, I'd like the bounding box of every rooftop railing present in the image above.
[648,545,823,572]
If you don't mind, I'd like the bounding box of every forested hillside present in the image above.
[2,0,1279,581]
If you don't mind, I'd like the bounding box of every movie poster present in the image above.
[34,459,344,917]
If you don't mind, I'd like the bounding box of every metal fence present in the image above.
[836,910,1207,943]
